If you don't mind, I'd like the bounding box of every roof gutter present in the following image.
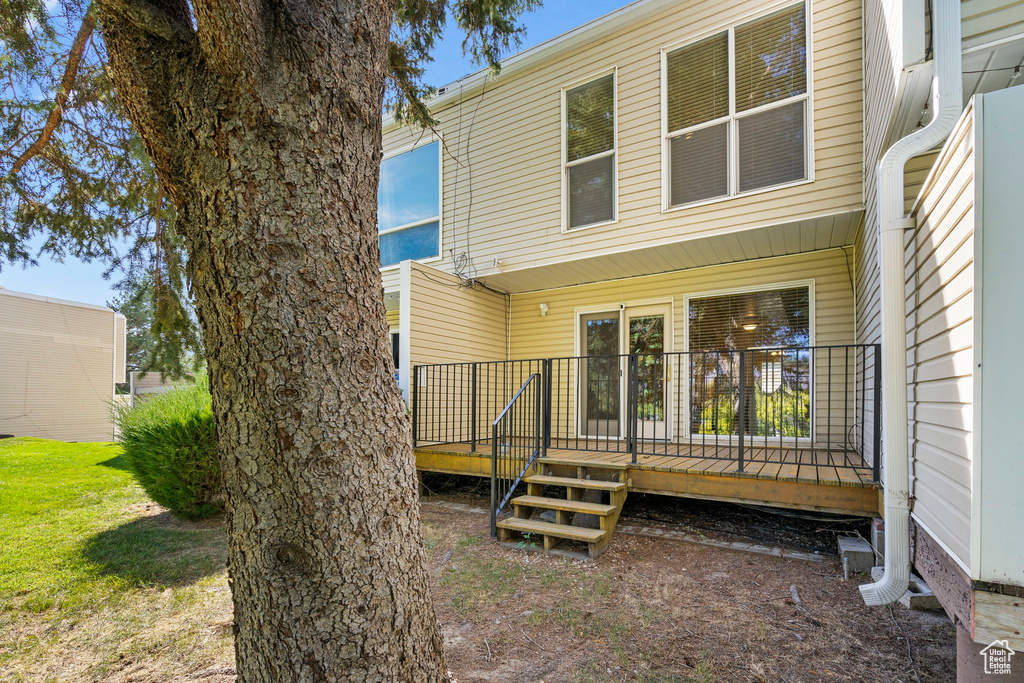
[860,0,963,606]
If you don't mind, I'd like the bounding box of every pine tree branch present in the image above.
[9,12,97,174]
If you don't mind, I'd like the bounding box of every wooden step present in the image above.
[496,517,607,543]
[512,495,616,516]
[537,457,629,470]
[525,474,626,492]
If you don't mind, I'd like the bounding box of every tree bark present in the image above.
[94,1,448,679]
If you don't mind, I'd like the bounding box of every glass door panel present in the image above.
[579,312,620,438]
[627,307,669,441]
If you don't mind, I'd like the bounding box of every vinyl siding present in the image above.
[0,290,122,442]
[508,249,858,447]
[407,262,507,368]
[386,308,400,329]
[905,104,975,568]
[962,0,1024,49]
[973,87,1024,585]
[406,263,509,444]
[382,0,864,292]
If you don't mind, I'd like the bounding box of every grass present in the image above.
[0,437,231,682]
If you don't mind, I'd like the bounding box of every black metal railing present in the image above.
[489,373,543,536]
[412,359,546,451]
[413,344,881,483]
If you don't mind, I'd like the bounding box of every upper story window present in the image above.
[563,72,616,230]
[664,4,808,209]
[378,140,441,268]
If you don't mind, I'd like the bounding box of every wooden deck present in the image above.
[415,440,881,517]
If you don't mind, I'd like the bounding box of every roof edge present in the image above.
[0,286,116,313]
[383,0,678,132]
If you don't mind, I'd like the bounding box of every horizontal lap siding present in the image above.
[382,0,864,293]
[962,0,1024,49]
[510,250,855,358]
[407,263,507,367]
[906,108,976,568]
[0,293,118,442]
[407,263,509,443]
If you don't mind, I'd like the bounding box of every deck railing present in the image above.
[413,344,881,482]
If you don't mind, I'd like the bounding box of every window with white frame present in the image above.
[564,73,616,230]
[378,140,440,267]
[664,4,808,208]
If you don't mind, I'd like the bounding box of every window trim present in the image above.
[560,67,619,233]
[659,0,815,213]
[378,136,444,273]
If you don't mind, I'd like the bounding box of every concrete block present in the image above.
[871,517,885,561]
[900,577,944,611]
[838,536,874,574]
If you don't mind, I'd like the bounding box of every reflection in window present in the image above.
[565,74,616,229]
[630,315,665,421]
[378,141,440,267]
[580,313,620,435]
[687,286,811,439]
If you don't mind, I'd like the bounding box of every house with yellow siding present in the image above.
[376,0,1024,674]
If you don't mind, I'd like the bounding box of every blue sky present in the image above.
[0,1,632,307]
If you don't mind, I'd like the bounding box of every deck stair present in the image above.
[495,459,628,558]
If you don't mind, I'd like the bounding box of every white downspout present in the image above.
[860,0,963,606]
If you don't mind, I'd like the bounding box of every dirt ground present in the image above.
[5,483,958,682]
[420,479,955,682]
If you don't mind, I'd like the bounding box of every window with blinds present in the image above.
[665,4,808,208]
[688,286,810,352]
[564,73,616,229]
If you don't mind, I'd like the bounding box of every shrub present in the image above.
[113,376,222,520]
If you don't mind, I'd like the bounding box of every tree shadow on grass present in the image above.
[82,511,227,587]
[97,453,132,472]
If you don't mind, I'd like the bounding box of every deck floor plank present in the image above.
[415,437,874,488]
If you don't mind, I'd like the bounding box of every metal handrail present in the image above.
[492,373,538,426]
[490,372,542,536]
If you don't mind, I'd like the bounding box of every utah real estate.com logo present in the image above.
[980,640,1016,675]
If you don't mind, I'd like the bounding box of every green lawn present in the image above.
[0,437,232,682]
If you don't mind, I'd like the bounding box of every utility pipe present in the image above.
[860,0,963,606]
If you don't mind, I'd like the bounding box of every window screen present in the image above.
[565,74,615,229]
[738,100,805,192]
[669,123,729,206]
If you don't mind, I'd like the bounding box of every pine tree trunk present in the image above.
[95,1,448,679]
